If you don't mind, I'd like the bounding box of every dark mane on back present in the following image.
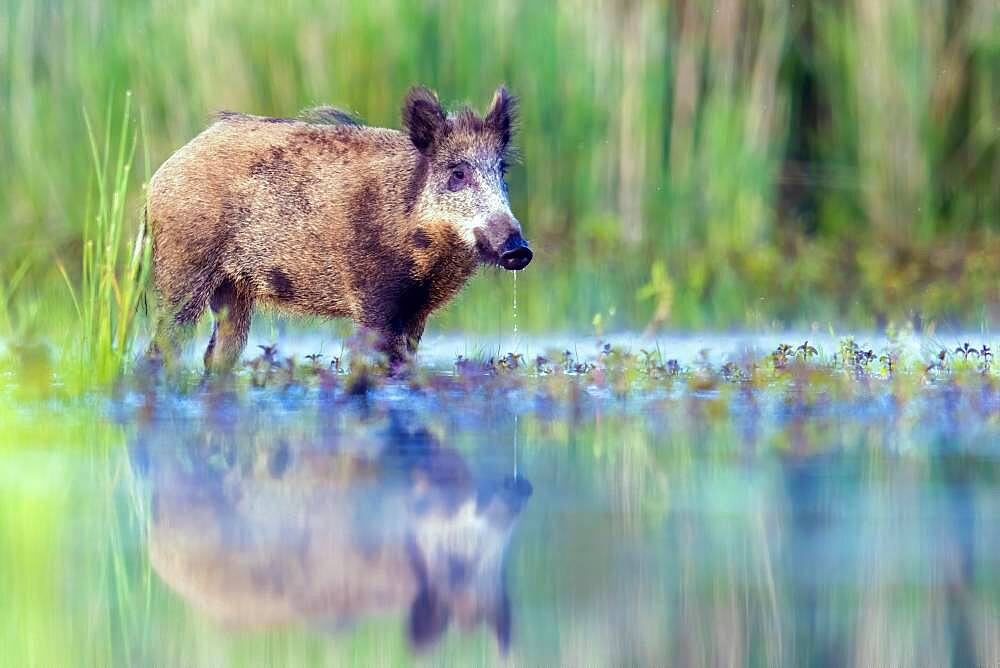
[215,110,296,124]
[215,108,365,126]
[299,106,365,126]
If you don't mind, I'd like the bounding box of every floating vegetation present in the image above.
[181,337,1000,396]
[89,336,997,449]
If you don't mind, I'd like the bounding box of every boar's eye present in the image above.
[447,162,471,192]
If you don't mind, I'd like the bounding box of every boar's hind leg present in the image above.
[204,277,254,373]
[149,282,215,367]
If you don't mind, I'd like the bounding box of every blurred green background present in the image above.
[1,0,998,340]
[1,5,998,664]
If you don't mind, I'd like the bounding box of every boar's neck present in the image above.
[337,139,475,328]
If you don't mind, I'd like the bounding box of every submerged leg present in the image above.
[204,277,254,373]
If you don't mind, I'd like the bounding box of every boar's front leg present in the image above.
[365,315,425,371]
[376,323,421,368]
[404,317,426,355]
[378,333,407,368]
[356,277,428,369]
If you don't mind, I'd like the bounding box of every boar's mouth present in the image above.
[474,229,501,264]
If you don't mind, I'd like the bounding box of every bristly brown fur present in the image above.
[148,85,523,372]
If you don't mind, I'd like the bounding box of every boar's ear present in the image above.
[403,86,447,155]
[408,585,451,651]
[485,85,517,151]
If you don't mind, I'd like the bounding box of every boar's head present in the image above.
[402,85,532,271]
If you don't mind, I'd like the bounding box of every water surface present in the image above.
[1,335,998,666]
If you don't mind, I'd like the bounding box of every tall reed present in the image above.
[59,92,151,386]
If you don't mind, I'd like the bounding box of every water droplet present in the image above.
[513,272,519,478]
[512,271,518,340]
[513,412,519,478]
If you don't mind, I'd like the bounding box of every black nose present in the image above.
[499,234,533,271]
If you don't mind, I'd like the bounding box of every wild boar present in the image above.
[134,416,532,653]
[146,86,532,371]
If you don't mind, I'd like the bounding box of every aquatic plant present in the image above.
[772,344,794,370]
[796,341,818,360]
[980,345,993,373]
[954,342,979,360]
[878,351,897,376]
[304,353,323,370]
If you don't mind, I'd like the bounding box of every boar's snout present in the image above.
[499,234,532,271]
[476,213,533,270]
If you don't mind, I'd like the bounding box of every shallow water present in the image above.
[1,335,998,666]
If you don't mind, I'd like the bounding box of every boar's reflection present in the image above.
[133,411,531,653]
